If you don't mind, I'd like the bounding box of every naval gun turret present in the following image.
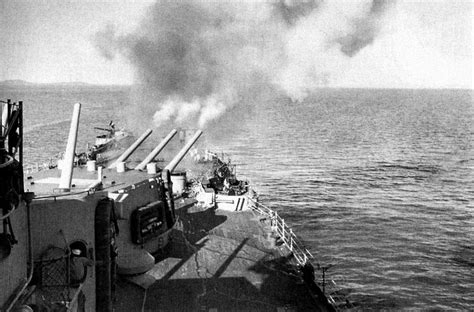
[112,129,203,282]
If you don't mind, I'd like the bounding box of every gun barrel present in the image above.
[109,129,153,168]
[164,130,203,172]
[135,129,178,171]
[59,103,81,191]
[94,126,112,132]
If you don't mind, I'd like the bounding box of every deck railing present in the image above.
[24,155,60,174]
[245,196,314,267]
[246,195,355,311]
[325,279,356,310]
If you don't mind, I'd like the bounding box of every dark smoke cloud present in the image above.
[336,0,394,57]
[337,19,379,57]
[273,0,321,25]
[370,0,392,14]
[93,24,119,60]
[94,1,288,130]
[93,0,395,129]
[128,3,220,101]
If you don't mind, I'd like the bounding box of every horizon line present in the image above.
[0,79,472,90]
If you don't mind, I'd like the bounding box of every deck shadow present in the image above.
[115,253,326,312]
[176,206,227,244]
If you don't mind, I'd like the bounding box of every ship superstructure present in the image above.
[0,100,348,312]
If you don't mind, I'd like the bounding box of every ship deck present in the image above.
[23,135,332,311]
[113,203,330,312]
[23,151,215,197]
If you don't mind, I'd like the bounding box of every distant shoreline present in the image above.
[0,80,131,88]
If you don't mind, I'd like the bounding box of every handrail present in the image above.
[245,196,313,266]
[0,205,16,220]
[246,195,354,311]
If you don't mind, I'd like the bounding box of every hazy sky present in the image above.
[1,0,472,89]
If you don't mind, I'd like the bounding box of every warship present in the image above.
[83,123,134,166]
[0,99,351,311]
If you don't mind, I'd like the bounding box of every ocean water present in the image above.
[1,86,473,310]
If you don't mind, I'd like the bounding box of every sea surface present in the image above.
[2,86,473,311]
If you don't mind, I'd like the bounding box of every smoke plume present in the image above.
[273,0,321,26]
[336,0,394,56]
[93,0,394,130]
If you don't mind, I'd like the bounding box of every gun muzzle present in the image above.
[164,130,203,172]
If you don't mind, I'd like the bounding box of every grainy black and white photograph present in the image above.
[0,0,472,311]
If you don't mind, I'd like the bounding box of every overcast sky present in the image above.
[1,0,472,89]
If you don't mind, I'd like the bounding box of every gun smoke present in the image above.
[94,0,394,130]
